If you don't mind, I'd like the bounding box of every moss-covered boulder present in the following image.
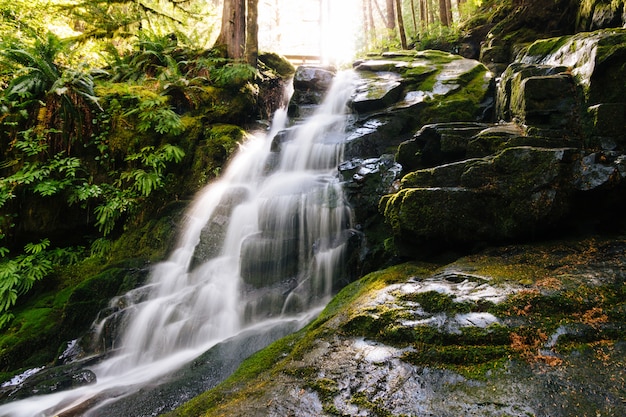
[381,147,578,255]
[165,238,626,417]
[344,51,493,161]
[515,29,626,147]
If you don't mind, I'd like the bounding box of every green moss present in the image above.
[165,331,303,416]
[350,391,394,417]
[400,290,471,314]
[403,344,511,367]
[258,52,296,77]
[307,377,339,402]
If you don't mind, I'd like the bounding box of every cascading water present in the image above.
[0,70,357,417]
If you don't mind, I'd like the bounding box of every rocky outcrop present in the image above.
[167,238,626,417]
[381,29,626,256]
[337,51,493,256]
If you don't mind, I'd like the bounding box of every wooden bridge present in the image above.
[283,54,323,65]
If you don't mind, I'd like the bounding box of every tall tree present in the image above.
[410,0,418,32]
[386,0,396,40]
[245,0,259,66]
[395,0,407,49]
[215,0,246,59]
[365,0,376,49]
[214,0,259,65]
[420,0,428,27]
[439,0,449,26]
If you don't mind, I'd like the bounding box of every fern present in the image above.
[93,191,135,236]
[0,239,60,328]
[211,63,258,88]
[120,169,163,196]
[90,237,112,258]
[14,128,48,156]
[24,238,50,254]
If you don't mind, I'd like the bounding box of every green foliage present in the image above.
[210,62,259,88]
[0,239,84,329]
[124,95,184,135]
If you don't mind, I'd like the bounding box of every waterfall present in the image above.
[0,70,357,417]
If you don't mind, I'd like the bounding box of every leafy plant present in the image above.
[0,31,100,150]
[124,94,184,135]
[0,239,83,329]
[120,144,185,196]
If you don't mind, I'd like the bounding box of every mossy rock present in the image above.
[258,52,295,78]
[382,147,578,255]
[166,237,626,417]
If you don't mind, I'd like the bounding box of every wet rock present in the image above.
[240,233,299,288]
[344,115,413,160]
[512,29,626,148]
[344,51,492,164]
[290,65,336,110]
[381,147,577,255]
[573,152,623,191]
[396,122,490,171]
[0,362,97,403]
[197,238,626,417]
[351,72,403,113]
[191,186,250,268]
[339,155,402,224]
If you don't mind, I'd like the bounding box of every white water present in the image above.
[0,71,356,417]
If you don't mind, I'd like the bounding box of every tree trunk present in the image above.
[439,0,449,26]
[362,0,370,50]
[395,0,407,49]
[446,0,453,26]
[410,0,418,32]
[245,0,258,66]
[367,0,376,47]
[386,0,396,31]
[215,0,246,59]
[420,0,427,26]
[373,0,388,28]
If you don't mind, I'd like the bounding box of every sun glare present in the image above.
[259,0,362,66]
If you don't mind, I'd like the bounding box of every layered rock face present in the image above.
[382,29,626,257]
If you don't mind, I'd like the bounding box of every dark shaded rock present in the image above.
[0,361,97,404]
[510,74,578,129]
[344,115,414,160]
[397,122,490,171]
[382,147,578,255]
[496,63,570,123]
[339,155,402,224]
[587,103,626,146]
[289,65,336,111]
[293,66,335,91]
[577,0,626,31]
[521,29,626,106]
[191,186,250,268]
[240,233,299,288]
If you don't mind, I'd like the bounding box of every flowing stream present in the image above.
[0,71,357,417]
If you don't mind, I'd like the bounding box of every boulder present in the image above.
[339,155,402,224]
[381,147,578,255]
[289,65,336,110]
[344,51,493,163]
[396,122,490,171]
[351,72,403,113]
[191,186,250,268]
